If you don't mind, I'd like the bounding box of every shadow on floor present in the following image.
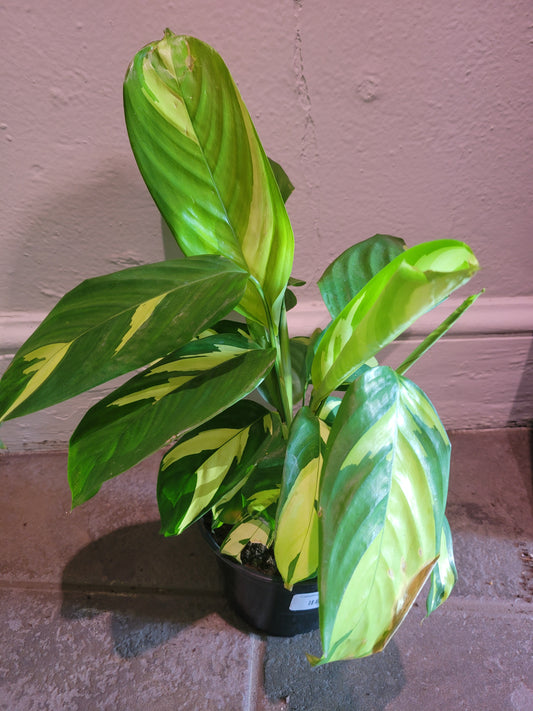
[60,520,250,658]
[508,335,533,484]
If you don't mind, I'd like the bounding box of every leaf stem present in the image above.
[250,276,293,429]
[277,301,293,427]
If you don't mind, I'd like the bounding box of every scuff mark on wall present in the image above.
[109,252,145,269]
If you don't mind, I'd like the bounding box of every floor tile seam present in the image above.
[244,634,263,711]
[447,426,531,434]
[1,580,531,614]
[433,595,533,617]
[0,579,224,599]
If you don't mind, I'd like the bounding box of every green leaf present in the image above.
[124,30,294,326]
[274,408,329,586]
[0,256,247,422]
[318,234,406,319]
[288,276,306,287]
[242,432,286,487]
[314,366,450,664]
[268,158,295,203]
[396,290,484,375]
[220,515,272,561]
[288,337,312,405]
[258,336,310,410]
[317,395,343,427]
[335,357,378,391]
[426,516,457,615]
[157,400,278,536]
[212,433,286,546]
[68,334,275,507]
[211,490,247,527]
[284,288,298,312]
[311,239,479,407]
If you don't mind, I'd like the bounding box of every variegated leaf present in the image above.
[208,447,284,529]
[311,366,450,665]
[214,434,286,545]
[124,30,294,326]
[68,334,275,507]
[335,357,378,392]
[220,516,272,561]
[239,433,286,509]
[311,240,479,407]
[426,516,457,614]
[211,492,247,527]
[247,488,280,515]
[0,256,247,422]
[274,408,329,586]
[317,395,343,427]
[157,401,279,536]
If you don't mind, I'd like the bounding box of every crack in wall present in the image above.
[292,0,322,269]
[292,8,317,175]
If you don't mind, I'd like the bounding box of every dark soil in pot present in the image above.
[200,518,319,637]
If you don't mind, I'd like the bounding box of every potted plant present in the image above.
[0,30,482,665]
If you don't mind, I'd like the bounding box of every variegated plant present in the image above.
[0,30,482,665]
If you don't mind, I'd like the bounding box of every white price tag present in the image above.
[289,591,319,611]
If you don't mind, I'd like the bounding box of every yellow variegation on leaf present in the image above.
[220,517,272,561]
[157,401,279,536]
[274,409,329,587]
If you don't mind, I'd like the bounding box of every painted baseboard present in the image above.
[1,296,532,449]
[286,295,533,339]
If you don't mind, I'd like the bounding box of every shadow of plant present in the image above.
[60,521,248,658]
[59,518,408,706]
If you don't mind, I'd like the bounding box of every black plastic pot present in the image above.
[200,520,319,636]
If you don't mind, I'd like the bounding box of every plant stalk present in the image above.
[276,301,293,427]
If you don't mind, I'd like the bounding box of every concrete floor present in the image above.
[1,429,532,711]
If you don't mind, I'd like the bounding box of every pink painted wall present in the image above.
[2,0,532,312]
[1,1,532,442]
